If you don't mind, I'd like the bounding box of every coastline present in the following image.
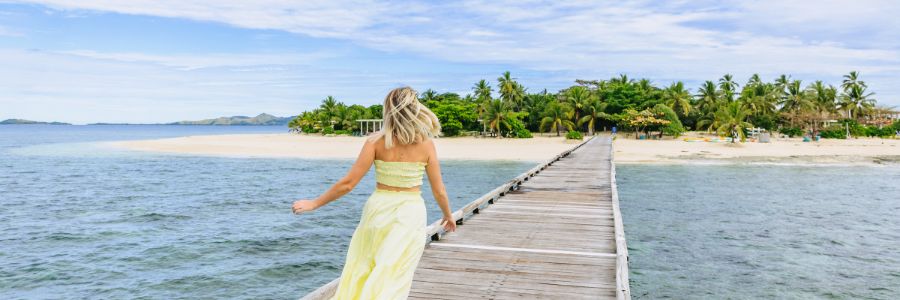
[613,134,900,165]
[107,132,900,165]
[106,133,578,161]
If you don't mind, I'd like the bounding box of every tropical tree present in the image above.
[696,80,720,114]
[621,108,671,139]
[780,80,813,126]
[420,89,438,103]
[663,81,692,116]
[321,96,338,117]
[741,81,778,117]
[718,74,739,102]
[841,71,866,90]
[714,101,754,143]
[473,79,492,103]
[562,85,594,128]
[540,102,575,136]
[484,99,514,138]
[498,71,525,110]
[840,84,876,120]
[578,98,608,136]
[807,81,838,133]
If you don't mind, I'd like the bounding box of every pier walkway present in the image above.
[302,136,630,299]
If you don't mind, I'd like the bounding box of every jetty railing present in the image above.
[609,136,631,299]
[300,136,624,299]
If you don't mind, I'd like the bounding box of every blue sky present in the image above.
[1,1,898,124]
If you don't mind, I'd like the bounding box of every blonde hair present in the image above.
[369,87,441,148]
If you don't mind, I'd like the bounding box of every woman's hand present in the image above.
[441,216,457,233]
[292,200,319,215]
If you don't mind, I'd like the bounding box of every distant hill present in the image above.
[167,113,294,126]
[0,119,71,125]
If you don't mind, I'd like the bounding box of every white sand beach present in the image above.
[613,134,900,164]
[109,133,900,164]
[108,134,579,161]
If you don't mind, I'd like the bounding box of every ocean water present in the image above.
[0,125,533,299]
[617,164,900,299]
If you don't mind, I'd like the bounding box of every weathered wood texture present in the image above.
[302,136,629,300]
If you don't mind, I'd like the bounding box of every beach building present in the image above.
[357,119,383,136]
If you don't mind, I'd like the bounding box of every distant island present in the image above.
[0,119,71,125]
[166,113,293,126]
[83,113,294,126]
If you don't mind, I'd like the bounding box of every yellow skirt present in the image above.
[330,189,426,300]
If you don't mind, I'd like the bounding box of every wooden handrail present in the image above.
[609,136,632,300]
[299,137,596,300]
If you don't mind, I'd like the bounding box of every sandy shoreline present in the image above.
[613,134,900,165]
[107,134,579,161]
[107,133,900,165]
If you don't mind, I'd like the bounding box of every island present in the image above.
[0,119,71,125]
[166,113,293,126]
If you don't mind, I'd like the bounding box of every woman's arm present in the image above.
[292,139,376,214]
[424,139,456,232]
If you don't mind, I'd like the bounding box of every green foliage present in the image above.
[289,71,887,142]
[838,119,868,137]
[779,127,803,137]
[431,100,478,136]
[540,102,575,136]
[748,114,777,131]
[333,129,352,135]
[652,104,685,137]
[620,108,670,138]
[565,130,583,140]
[507,117,533,138]
[863,126,896,137]
[713,101,754,142]
[819,126,846,139]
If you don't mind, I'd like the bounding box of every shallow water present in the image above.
[0,125,532,299]
[617,164,900,299]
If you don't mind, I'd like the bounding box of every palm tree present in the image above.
[663,81,692,116]
[743,83,778,117]
[610,74,632,85]
[484,99,514,138]
[718,74,739,102]
[420,89,438,103]
[578,98,608,136]
[840,84,876,120]
[540,102,575,136]
[321,96,338,115]
[473,79,492,103]
[747,74,763,87]
[696,80,719,114]
[497,71,524,110]
[842,71,866,90]
[714,101,753,143]
[562,86,594,128]
[780,80,813,126]
[808,81,838,132]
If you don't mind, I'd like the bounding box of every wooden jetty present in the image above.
[302,136,630,299]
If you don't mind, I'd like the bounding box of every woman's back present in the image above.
[292,87,456,299]
[372,136,430,191]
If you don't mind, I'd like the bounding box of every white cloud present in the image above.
[55,50,338,70]
[3,0,900,113]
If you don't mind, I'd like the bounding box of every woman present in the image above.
[292,87,457,299]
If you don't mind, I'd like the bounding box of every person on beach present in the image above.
[291,87,457,299]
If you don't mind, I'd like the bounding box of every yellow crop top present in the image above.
[373,160,427,188]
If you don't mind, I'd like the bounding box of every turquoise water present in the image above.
[0,125,533,299]
[617,164,900,299]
